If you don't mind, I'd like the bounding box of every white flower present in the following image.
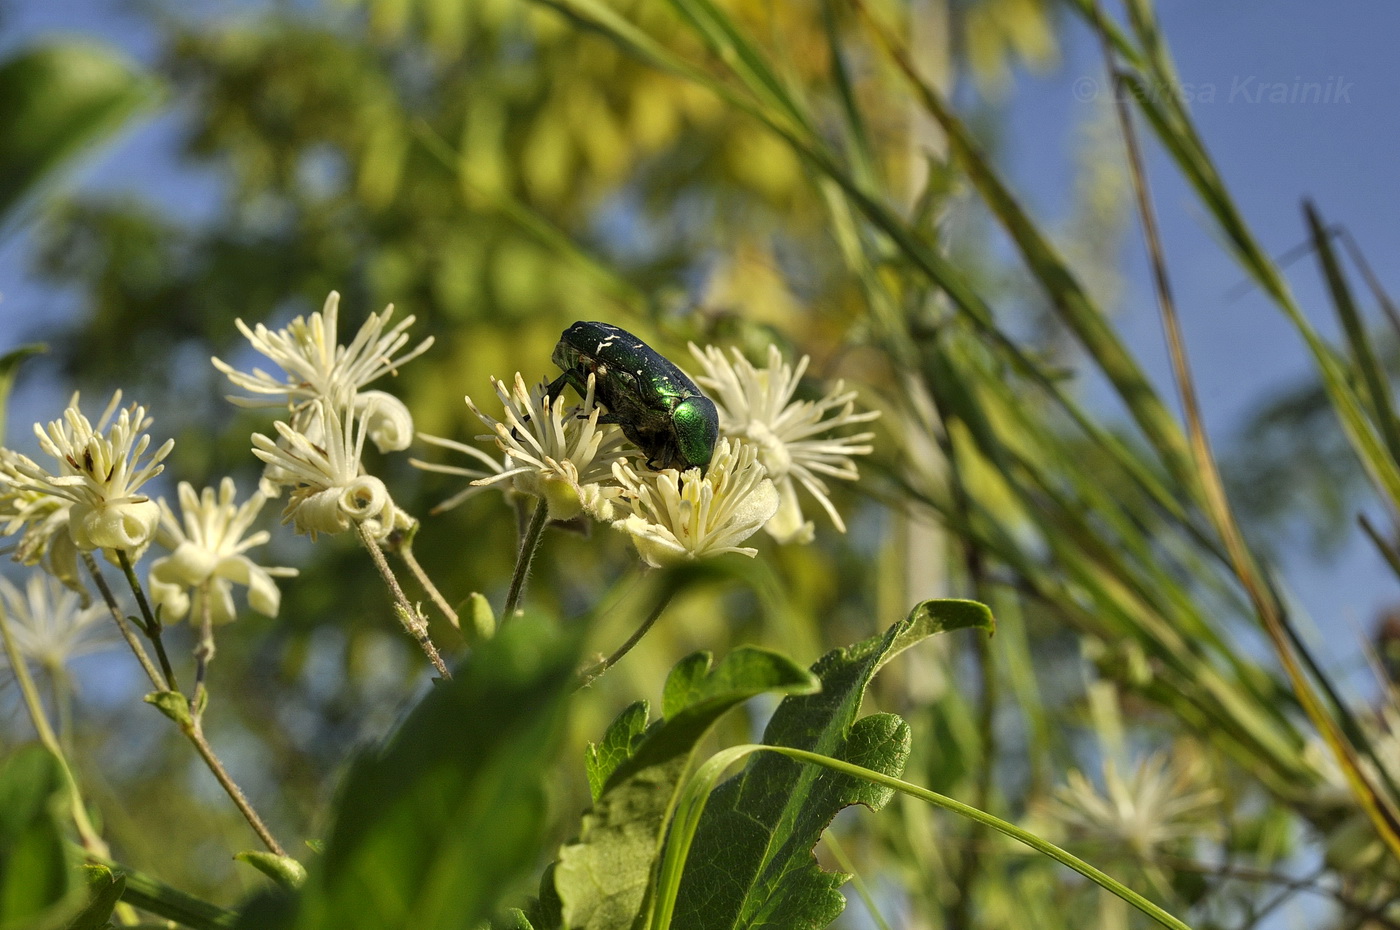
[251,400,400,539]
[1048,749,1222,861]
[147,478,298,626]
[0,573,116,675]
[688,344,878,544]
[14,392,172,552]
[0,448,83,592]
[464,373,630,522]
[611,438,779,567]
[212,290,431,453]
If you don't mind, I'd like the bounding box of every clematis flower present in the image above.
[212,290,431,453]
[688,343,878,544]
[611,438,779,567]
[15,392,172,552]
[0,573,116,682]
[1048,749,1222,861]
[147,478,297,626]
[463,373,630,522]
[0,448,82,592]
[251,399,403,540]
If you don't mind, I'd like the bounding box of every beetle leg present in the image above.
[544,372,571,402]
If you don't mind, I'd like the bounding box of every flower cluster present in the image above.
[420,336,877,567]
[219,291,430,540]
[0,394,292,655]
[0,303,877,672]
[13,392,172,553]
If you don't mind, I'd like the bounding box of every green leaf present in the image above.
[274,614,578,930]
[883,598,994,671]
[0,746,78,930]
[234,852,307,890]
[669,601,984,929]
[551,647,818,930]
[584,701,649,802]
[65,866,125,930]
[1303,201,1400,464]
[0,343,45,443]
[0,42,160,232]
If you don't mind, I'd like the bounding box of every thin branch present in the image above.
[356,521,451,678]
[394,536,459,629]
[84,551,166,691]
[184,717,286,857]
[192,580,214,717]
[503,498,549,621]
[117,548,179,692]
[577,586,677,689]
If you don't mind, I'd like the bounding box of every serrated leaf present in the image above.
[671,600,985,929]
[234,852,307,890]
[584,702,649,801]
[271,615,578,930]
[66,866,125,930]
[0,42,160,232]
[0,746,78,930]
[552,647,818,930]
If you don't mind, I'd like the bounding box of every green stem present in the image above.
[396,537,460,629]
[0,605,109,858]
[192,581,214,718]
[117,548,179,692]
[502,498,549,621]
[183,716,286,856]
[357,521,452,678]
[576,586,676,689]
[84,554,283,855]
[84,551,166,690]
[652,745,1195,930]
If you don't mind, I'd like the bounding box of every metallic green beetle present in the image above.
[546,321,720,471]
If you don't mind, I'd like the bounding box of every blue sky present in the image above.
[2,0,1398,686]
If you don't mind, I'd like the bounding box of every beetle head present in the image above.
[671,396,720,470]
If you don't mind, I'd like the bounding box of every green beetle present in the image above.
[546,321,720,471]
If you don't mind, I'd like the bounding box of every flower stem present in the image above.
[356,521,452,678]
[192,581,214,718]
[0,605,110,858]
[85,553,284,856]
[395,537,459,629]
[117,548,179,692]
[576,586,676,689]
[184,716,286,857]
[503,498,548,621]
[84,551,166,691]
